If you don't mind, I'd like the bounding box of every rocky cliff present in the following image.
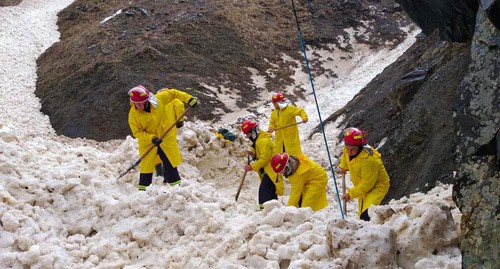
[453,5,499,268]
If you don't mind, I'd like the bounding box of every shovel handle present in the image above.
[235,154,252,201]
[272,121,304,131]
[342,173,347,216]
[235,170,248,201]
[117,106,192,180]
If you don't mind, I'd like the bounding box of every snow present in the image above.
[0,1,462,268]
[101,9,122,24]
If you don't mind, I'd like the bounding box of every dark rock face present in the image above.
[453,8,499,268]
[35,0,411,141]
[0,0,22,7]
[396,0,479,42]
[481,0,500,29]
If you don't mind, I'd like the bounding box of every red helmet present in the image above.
[271,153,289,174]
[128,85,150,103]
[343,127,367,146]
[272,92,285,102]
[241,119,258,134]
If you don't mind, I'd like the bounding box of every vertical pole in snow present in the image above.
[342,173,347,216]
[290,0,345,219]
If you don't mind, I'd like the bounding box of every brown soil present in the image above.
[35,0,411,141]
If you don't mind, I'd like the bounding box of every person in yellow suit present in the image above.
[339,127,390,221]
[241,119,284,209]
[128,85,197,191]
[270,152,328,211]
[268,92,308,155]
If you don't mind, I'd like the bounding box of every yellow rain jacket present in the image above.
[287,154,328,211]
[269,104,308,156]
[250,132,284,195]
[128,89,192,173]
[339,145,390,218]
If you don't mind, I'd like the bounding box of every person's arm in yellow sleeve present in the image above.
[129,113,155,145]
[157,88,193,105]
[268,111,277,133]
[251,138,272,171]
[338,148,349,173]
[172,99,186,123]
[298,107,308,123]
[287,175,305,207]
[347,159,378,198]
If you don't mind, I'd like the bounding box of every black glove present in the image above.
[152,137,162,146]
[176,121,184,128]
[188,97,198,107]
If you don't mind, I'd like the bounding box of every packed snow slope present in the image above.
[1,1,462,268]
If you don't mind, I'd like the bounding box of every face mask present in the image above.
[249,126,260,142]
[251,130,257,140]
[283,155,298,177]
[277,101,289,109]
[148,94,158,108]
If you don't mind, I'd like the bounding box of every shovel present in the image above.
[235,154,251,201]
[270,121,304,132]
[342,173,347,216]
[117,106,192,180]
